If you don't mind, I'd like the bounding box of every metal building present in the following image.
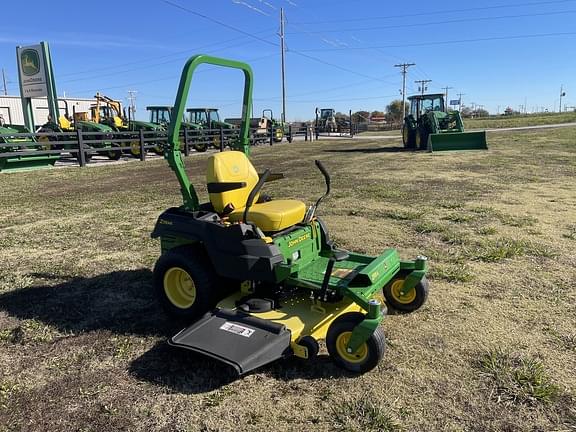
[0,95,96,129]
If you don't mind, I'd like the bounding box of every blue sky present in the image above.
[1,0,574,121]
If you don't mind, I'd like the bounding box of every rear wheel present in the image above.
[383,274,429,313]
[326,312,385,373]
[402,124,414,149]
[153,245,218,322]
[193,142,208,152]
[130,140,142,157]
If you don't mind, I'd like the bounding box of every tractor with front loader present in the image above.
[315,108,351,134]
[150,54,430,375]
[402,94,487,151]
[37,100,122,162]
[92,93,164,157]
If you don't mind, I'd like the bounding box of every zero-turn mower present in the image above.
[151,55,429,375]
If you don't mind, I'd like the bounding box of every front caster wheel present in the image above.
[383,275,429,313]
[326,313,385,373]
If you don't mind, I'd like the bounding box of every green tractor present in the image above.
[0,124,59,172]
[92,94,164,157]
[147,105,206,153]
[151,54,430,375]
[187,107,237,150]
[262,109,287,143]
[39,106,121,163]
[402,94,487,151]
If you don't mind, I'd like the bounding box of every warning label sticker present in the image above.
[219,322,255,338]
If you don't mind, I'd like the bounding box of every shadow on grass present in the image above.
[0,269,350,393]
[324,146,406,154]
[129,342,352,394]
[0,269,175,337]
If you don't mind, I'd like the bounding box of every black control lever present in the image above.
[314,160,331,209]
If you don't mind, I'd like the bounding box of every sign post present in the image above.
[16,41,59,131]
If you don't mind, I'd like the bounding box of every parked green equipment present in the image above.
[147,105,206,153]
[262,109,284,142]
[0,125,59,172]
[187,107,237,150]
[151,54,430,375]
[402,94,487,151]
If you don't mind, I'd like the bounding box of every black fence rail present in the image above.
[0,125,298,168]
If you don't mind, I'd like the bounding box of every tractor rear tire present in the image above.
[153,245,218,322]
[326,312,385,373]
[402,124,415,149]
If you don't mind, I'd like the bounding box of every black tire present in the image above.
[297,336,319,361]
[415,128,428,151]
[326,312,385,373]
[153,245,218,322]
[383,274,429,313]
[193,142,208,152]
[402,124,415,149]
[106,144,122,160]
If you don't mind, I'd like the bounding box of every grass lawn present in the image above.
[464,111,576,129]
[1,128,575,431]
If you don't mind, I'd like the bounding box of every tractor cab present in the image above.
[409,94,445,121]
[147,106,173,127]
[187,108,220,129]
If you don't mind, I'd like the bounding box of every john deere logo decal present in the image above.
[21,50,40,76]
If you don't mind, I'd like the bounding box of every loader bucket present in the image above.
[427,131,487,152]
[0,153,59,172]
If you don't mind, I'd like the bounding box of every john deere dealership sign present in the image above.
[17,44,48,97]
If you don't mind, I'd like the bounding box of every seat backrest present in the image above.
[206,151,259,213]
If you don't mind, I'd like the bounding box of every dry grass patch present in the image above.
[477,348,561,405]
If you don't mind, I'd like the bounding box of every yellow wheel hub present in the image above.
[38,136,51,150]
[335,331,368,364]
[390,279,416,304]
[130,141,140,156]
[402,127,408,143]
[415,131,421,147]
[163,267,196,309]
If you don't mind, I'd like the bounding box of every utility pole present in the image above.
[280,8,287,124]
[415,79,431,96]
[441,86,453,112]
[559,85,566,113]
[127,90,137,120]
[394,62,415,118]
[1,68,7,96]
[457,93,465,112]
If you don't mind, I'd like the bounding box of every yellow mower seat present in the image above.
[207,151,306,232]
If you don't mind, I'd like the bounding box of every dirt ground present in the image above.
[1,128,575,431]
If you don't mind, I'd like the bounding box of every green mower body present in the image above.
[151,55,429,375]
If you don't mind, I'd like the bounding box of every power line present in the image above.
[58,29,276,78]
[289,0,576,24]
[161,0,398,86]
[296,31,576,51]
[286,9,576,34]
